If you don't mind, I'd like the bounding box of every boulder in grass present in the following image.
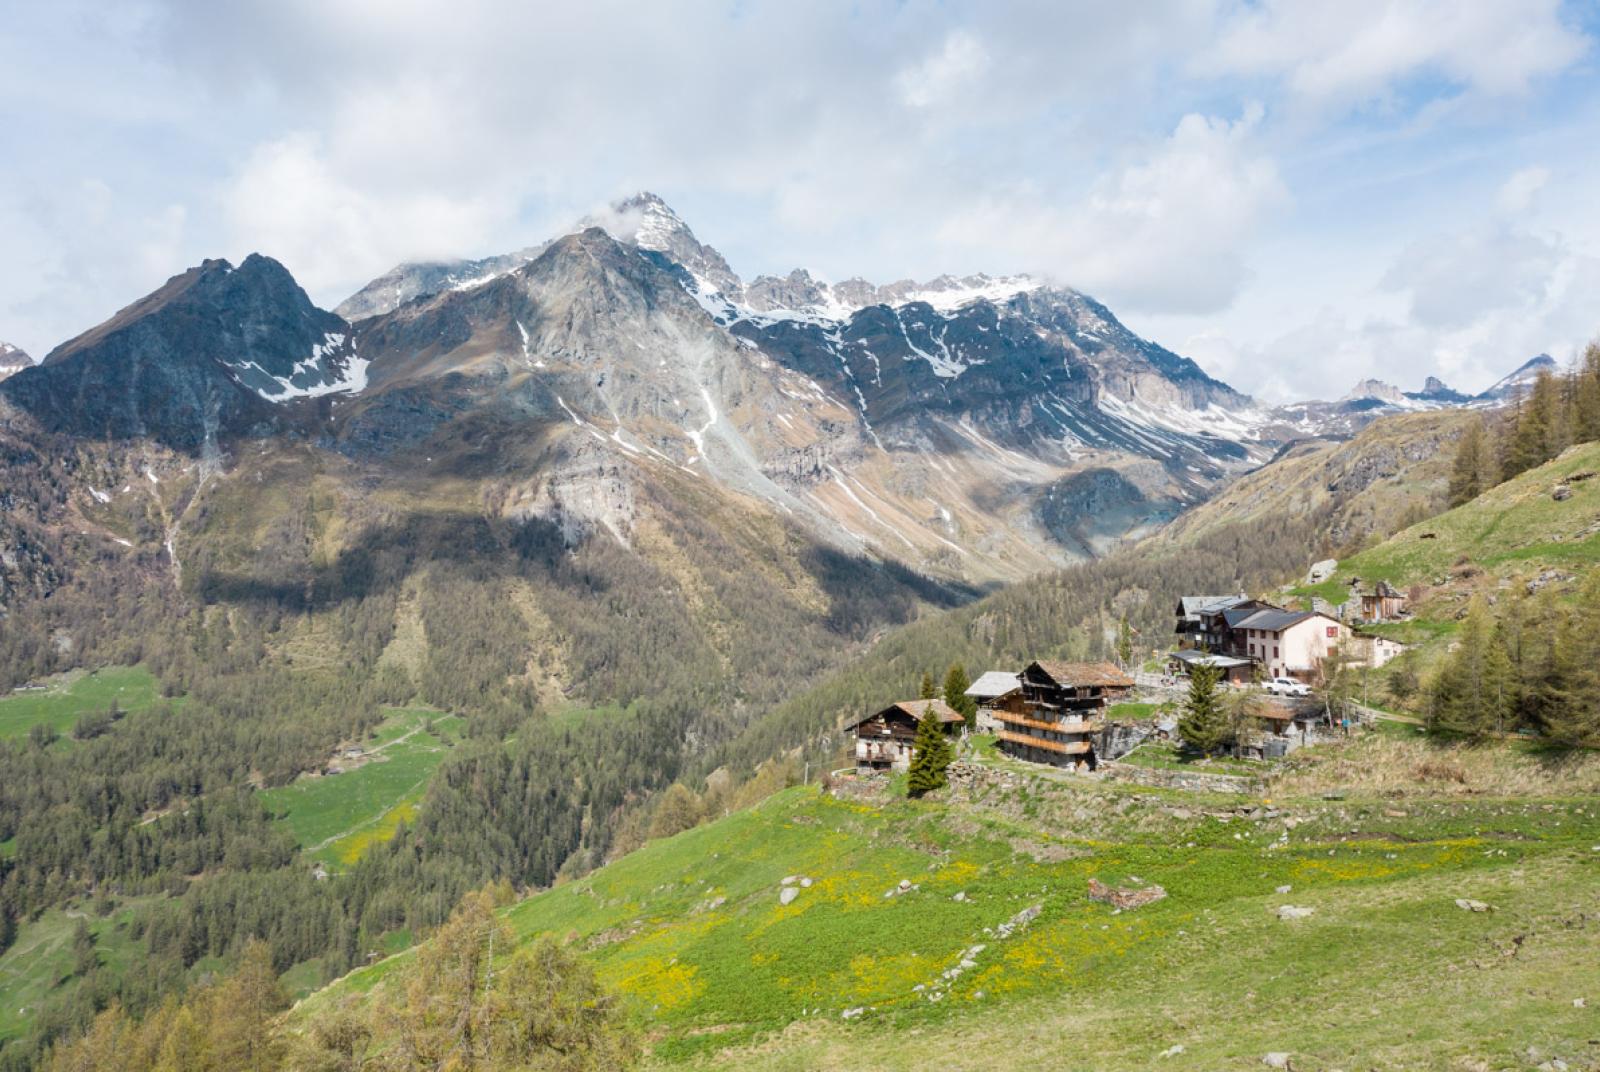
[1088,877,1167,910]
[1455,898,1493,913]
[1275,905,1315,921]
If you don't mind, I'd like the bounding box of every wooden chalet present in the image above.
[1353,580,1406,623]
[995,661,1134,770]
[848,699,963,773]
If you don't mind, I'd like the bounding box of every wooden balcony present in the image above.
[995,730,1091,755]
[994,711,1100,735]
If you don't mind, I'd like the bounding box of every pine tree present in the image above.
[1503,371,1563,478]
[918,672,936,700]
[1575,341,1600,444]
[942,664,977,729]
[1177,661,1228,754]
[907,706,953,797]
[1116,615,1134,667]
[1448,416,1495,506]
[1427,596,1513,739]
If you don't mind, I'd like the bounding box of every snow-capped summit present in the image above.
[0,341,32,382]
[1475,354,1558,401]
[581,191,743,296]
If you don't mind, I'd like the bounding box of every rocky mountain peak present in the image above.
[1476,353,1559,401]
[1341,378,1406,405]
[0,341,31,382]
[1421,375,1450,394]
[2,253,365,451]
[580,191,743,296]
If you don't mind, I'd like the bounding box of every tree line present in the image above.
[1449,344,1600,506]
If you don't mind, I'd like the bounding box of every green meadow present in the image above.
[304,734,1600,1071]
[0,666,163,742]
[259,706,463,868]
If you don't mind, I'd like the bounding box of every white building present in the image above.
[1232,608,1347,681]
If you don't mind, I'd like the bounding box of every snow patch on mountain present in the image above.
[228,331,371,402]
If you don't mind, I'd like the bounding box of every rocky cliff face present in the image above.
[0,255,364,451]
[327,202,1272,581]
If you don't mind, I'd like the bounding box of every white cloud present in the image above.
[1203,0,1586,107]
[1497,165,1550,213]
[1382,225,1564,329]
[937,105,1287,315]
[223,134,508,293]
[3,0,1597,404]
[896,30,991,109]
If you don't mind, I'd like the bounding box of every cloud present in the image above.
[3,0,1597,401]
[222,134,508,293]
[1498,165,1550,213]
[936,105,1288,315]
[1382,225,1564,329]
[1203,0,1587,107]
[896,30,991,109]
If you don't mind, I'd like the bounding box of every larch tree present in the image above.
[1427,596,1514,740]
[1448,416,1495,507]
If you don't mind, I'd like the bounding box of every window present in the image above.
[1326,626,1338,638]
[1273,646,1279,659]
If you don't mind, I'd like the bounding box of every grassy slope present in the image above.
[301,737,1600,1071]
[0,902,150,1043]
[0,666,161,741]
[1158,410,1472,549]
[1283,442,1600,684]
[258,707,463,868]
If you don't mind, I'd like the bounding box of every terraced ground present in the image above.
[258,706,463,868]
[299,732,1600,1071]
[0,665,162,741]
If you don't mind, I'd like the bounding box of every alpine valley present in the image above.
[2,192,1592,1072]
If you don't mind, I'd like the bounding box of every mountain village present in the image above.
[849,561,1415,781]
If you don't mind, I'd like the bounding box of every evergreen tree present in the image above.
[942,664,977,729]
[1448,416,1495,507]
[918,672,936,700]
[1177,661,1228,755]
[907,706,953,797]
[1427,596,1514,739]
[1576,341,1600,444]
[1503,370,1564,478]
[1116,615,1134,667]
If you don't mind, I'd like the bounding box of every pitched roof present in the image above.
[965,671,1021,699]
[844,698,963,731]
[1177,595,1247,618]
[1027,660,1135,688]
[1233,608,1318,632]
[1169,649,1253,668]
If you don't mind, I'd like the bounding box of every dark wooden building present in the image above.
[847,699,963,773]
[995,661,1134,770]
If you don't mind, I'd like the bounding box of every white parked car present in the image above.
[1265,677,1311,697]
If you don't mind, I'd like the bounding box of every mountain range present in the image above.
[0,193,1554,599]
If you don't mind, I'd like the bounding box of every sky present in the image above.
[3,0,1599,401]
